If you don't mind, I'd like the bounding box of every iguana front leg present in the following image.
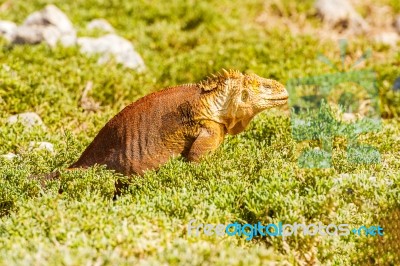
[227,117,253,135]
[187,121,226,162]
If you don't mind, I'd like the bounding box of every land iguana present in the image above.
[45,69,288,194]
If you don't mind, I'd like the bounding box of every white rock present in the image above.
[42,26,62,47]
[87,19,114,33]
[14,25,46,44]
[1,153,17,160]
[374,32,399,46]
[315,0,369,33]
[7,112,46,130]
[315,0,352,22]
[77,34,145,71]
[59,34,77,47]
[13,25,60,46]
[394,16,400,34]
[23,5,74,34]
[78,34,132,56]
[0,20,17,41]
[29,141,54,153]
[13,4,76,47]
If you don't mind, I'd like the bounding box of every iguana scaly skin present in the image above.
[69,69,288,176]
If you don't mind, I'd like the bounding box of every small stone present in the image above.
[13,5,76,47]
[77,34,145,71]
[59,33,77,47]
[29,141,54,153]
[13,26,41,44]
[1,153,17,160]
[43,26,63,47]
[373,32,399,47]
[87,19,114,33]
[7,112,46,130]
[0,20,17,41]
[13,25,60,46]
[23,5,74,34]
[315,0,369,33]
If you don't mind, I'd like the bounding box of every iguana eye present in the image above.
[262,85,273,95]
[241,90,249,102]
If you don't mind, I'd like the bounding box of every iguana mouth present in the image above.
[268,91,289,101]
[271,96,289,101]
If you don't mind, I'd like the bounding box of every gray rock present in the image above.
[87,19,114,33]
[7,112,46,130]
[23,5,74,35]
[373,32,399,46]
[29,141,54,153]
[315,0,369,33]
[12,5,76,47]
[0,20,17,41]
[395,16,400,34]
[13,25,61,46]
[59,34,77,47]
[13,25,43,44]
[77,34,145,71]
[1,153,17,161]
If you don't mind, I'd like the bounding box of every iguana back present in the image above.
[70,84,206,175]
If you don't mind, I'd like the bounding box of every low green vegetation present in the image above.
[1,0,399,265]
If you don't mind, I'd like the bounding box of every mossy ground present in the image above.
[1,0,400,265]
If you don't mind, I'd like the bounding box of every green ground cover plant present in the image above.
[1,0,399,265]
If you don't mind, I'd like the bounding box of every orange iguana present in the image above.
[69,69,288,177]
[39,69,287,195]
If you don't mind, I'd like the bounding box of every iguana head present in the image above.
[199,69,288,135]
